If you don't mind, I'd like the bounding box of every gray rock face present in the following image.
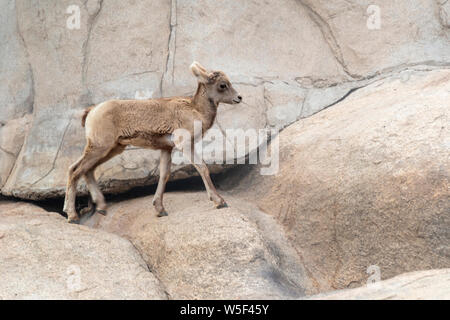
[0,115,32,187]
[299,0,450,76]
[229,69,450,294]
[308,269,450,300]
[0,0,33,124]
[84,191,313,299]
[1,0,449,199]
[0,201,167,299]
[439,0,450,27]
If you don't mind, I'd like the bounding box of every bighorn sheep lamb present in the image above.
[63,62,242,223]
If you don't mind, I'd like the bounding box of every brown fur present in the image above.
[81,106,95,127]
[63,62,242,222]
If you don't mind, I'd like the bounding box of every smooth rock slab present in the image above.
[85,191,313,299]
[0,202,167,299]
[308,269,450,300]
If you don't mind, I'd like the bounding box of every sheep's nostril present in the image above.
[238,95,242,101]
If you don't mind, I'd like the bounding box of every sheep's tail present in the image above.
[81,105,95,127]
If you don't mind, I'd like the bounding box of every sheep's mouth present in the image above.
[233,99,241,104]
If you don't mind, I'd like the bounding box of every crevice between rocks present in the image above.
[160,0,177,97]
[296,0,360,80]
[30,115,73,187]
[127,240,172,300]
[81,0,104,101]
[321,86,364,111]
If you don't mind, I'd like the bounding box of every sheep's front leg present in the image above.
[188,147,228,209]
[152,149,172,217]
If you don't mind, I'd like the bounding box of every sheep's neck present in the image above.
[192,83,218,132]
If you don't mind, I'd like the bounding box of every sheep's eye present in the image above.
[219,83,227,90]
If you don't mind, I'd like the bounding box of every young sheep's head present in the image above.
[190,61,242,105]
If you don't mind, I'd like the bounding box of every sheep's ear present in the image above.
[190,61,210,83]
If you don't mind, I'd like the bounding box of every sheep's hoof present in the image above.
[215,202,228,209]
[157,211,168,217]
[80,206,95,216]
[96,209,107,216]
[68,217,80,224]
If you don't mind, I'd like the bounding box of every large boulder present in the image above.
[0,0,172,199]
[84,191,314,299]
[0,201,167,299]
[299,0,450,77]
[227,69,450,293]
[0,0,33,190]
[308,269,450,300]
[1,0,449,200]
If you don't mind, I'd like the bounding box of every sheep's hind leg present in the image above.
[79,195,95,216]
[83,144,126,216]
[64,157,84,223]
[152,149,172,217]
[83,171,106,215]
[63,144,113,223]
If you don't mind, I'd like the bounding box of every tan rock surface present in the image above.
[0,201,167,299]
[308,269,450,300]
[227,69,450,293]
[84,191,313,299]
